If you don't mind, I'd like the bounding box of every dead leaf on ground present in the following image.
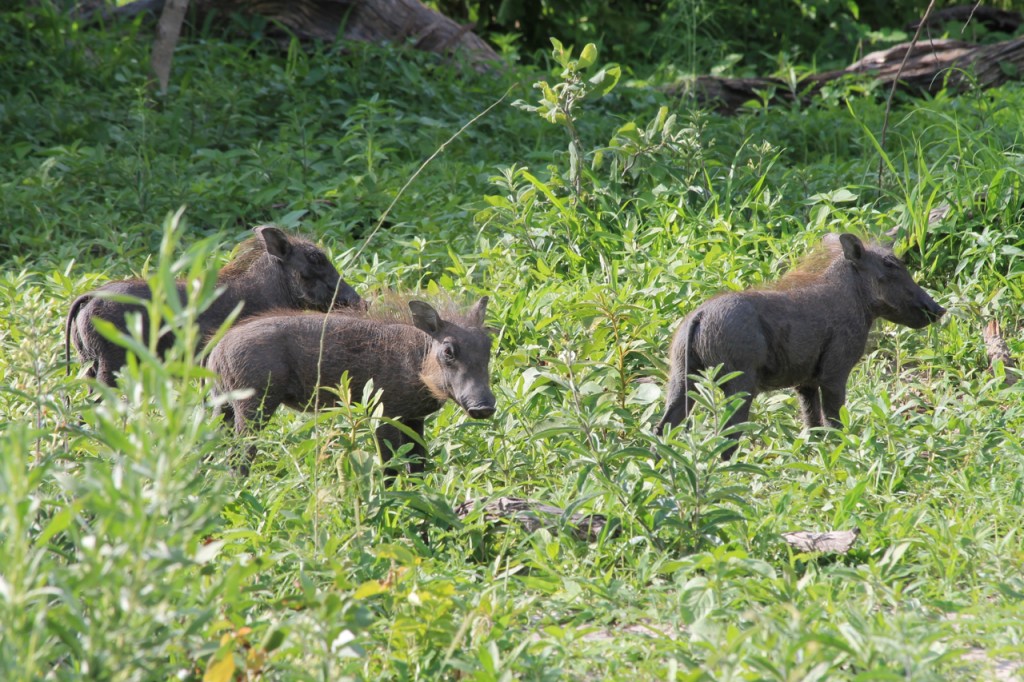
[455,496,614,542]
[782,528,860,554]
[983,319,1019,387]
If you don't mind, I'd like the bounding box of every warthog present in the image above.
[65,225,362,386]
[657,233,945,458]
[207,296,496,477]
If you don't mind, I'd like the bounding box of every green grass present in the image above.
[3,6,1024,680]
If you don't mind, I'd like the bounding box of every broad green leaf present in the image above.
[374,543,417,564]
[615,121,638,136]
[550,37,569,67]
[262,629,286,653]
[510,98,539,113]
[658,560,690,575]
[588,64,621,98]
[578,43,598,70]
[203,655,234,682]
[34,501,82,548]
[484,195,513,209]
[354,580,388,599]
[655,105,668,130]
[538,80,558,105]
[278,209,308,227]
[628,381,662,404]
[520,170,579,230]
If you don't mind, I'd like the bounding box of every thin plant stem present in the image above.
[877,0,937,195]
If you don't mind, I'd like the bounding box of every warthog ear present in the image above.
[409,300,442,334]
[467,296,489,328]
[254,225,292,260]
[838,233,864,262]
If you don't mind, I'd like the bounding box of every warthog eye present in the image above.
[441,340,457,365]
[307,250,328,267]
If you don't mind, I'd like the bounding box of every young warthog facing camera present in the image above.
[207,297,496,477]
[65,226,362,386]
[657,233,945,459]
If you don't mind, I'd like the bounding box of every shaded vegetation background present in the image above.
[441,0,1024,71]
[2,0,1024,679]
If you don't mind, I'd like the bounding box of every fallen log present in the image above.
[672,36,1024,114]
[80,0,501,69]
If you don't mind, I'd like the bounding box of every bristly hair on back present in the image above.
[770,240,842,290]
[218,226,313,279]
[345,291,489,329]
[769,233,885,290]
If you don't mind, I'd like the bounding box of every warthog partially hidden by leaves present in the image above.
[65,226,362,386]
[207,296,496,477]
[657,233,945,459]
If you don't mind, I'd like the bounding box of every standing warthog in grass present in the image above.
[207,296,496,477]
[656,233,945,459]
[65,225,362,386]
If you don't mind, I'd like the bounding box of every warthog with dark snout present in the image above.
[65,225,362,386]
[207,296,496,477]
[657,233,945,458]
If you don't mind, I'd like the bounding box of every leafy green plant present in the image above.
[513,38,620,197]
[599,105,707,189]
[0,210,237,679]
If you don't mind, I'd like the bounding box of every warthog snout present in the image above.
[333,284,364,310]
[904,293,946,329]
[466,403,497,419]
[925,300,946,321]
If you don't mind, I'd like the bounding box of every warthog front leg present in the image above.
[819,384,847,429]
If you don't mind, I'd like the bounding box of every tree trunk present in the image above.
[151,0,190,91]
